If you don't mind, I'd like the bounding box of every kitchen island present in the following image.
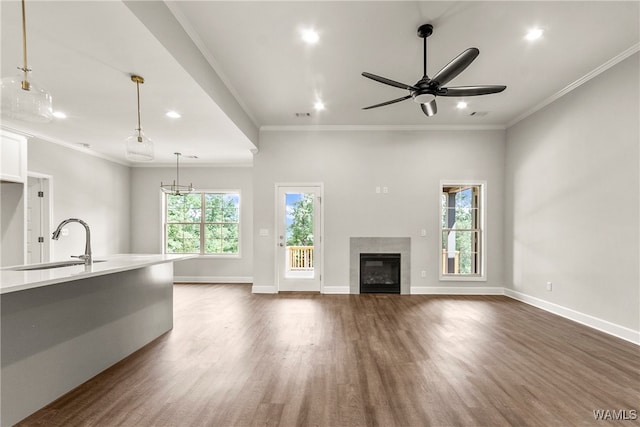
[1,254,194,426]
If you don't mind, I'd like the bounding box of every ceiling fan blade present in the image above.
[437,85,507,97]
[421,99,437,117]
[431,48,479,87]
[362,95,412,110]
[362,72,418,91]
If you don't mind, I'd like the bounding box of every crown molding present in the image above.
[260,124,506,132]
[0,125,129,167]
[507,43,640,128]
[131,161,253,168]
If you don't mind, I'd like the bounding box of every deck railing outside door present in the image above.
[288,246,314,270]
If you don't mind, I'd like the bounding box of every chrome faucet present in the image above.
[52,218,92,266]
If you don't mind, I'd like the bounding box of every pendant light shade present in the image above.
[161,153,194,195]
[125,75,154,162]
[1,0,53,123]
[125,128,154,161]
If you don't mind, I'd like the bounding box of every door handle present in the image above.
[279,243,284,247]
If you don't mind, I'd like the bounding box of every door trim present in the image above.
[27,171,54,262]
[274,183,324,293]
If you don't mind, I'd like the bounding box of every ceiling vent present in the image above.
[469,111,489,117]
[295,112,311,117]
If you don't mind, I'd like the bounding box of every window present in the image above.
[440,183,484,279]
[165,191,240,255]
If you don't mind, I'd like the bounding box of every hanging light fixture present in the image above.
[1,0,53,123]
[161,153,194,195]
[125,75,154,161]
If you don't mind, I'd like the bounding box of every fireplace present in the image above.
[360,253,401,294]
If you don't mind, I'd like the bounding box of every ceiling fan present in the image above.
[362,24,506,117]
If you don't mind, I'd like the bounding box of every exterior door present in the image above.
[276,185,322,292]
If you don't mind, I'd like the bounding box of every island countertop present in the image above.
[0,253,195,294]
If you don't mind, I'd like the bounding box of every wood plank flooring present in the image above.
[18,284,639,426]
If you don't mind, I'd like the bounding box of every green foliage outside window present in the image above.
[166,192,239,255]
[286,193,314,246]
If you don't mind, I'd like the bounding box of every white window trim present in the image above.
[439,180,487,282]
[162,188,242,258]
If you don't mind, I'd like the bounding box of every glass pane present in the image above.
[205,224,222,254]
[442,186,479,230]
[285,193,314,247]
[442,230,480,275]
[222,194,240,222]
[167,194,201,223]
[205,194,224,222]
[166,224,200,254]
[222,224,239,253]
[204,224,239,254]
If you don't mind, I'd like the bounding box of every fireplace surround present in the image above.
[350,237,411,294]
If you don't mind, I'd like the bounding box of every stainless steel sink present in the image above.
[10,260,106,271]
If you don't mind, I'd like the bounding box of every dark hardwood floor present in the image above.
[18,284,639,426]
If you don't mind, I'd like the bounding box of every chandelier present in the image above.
[161,153,194,195]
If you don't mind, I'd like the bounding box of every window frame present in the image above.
[163,189,241,258]
[439,180,486,282]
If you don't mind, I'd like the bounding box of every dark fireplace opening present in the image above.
[360,253,401,294]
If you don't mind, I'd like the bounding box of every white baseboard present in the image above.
[411,286,504,295]
[252,285,277,294]
[322,286,350,294]
[174,276,253,284]
[504,289,640,345]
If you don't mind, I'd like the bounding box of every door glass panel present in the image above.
[285,192,315,279]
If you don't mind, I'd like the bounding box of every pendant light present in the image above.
[1,0,53,123]
[125,75,154,161]
[161,153,194,195]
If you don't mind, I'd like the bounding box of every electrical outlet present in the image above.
[420,229,426,237]
[382,186,389,194]
[375,186,381,194]
[61,228,69,237]
[546,282,553,291]
[421,270,426,278]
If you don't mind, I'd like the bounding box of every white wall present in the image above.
[28,138,131,260]
[130,166,253,281]
[253,129,506,292]
[505,53,639,335]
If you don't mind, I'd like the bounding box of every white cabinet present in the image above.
[1,130,27,183]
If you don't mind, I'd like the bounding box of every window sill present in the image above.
[166,254,242,260]
[439,275,487,282]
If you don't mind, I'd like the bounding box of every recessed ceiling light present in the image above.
[456,101,468,109]
[52,111,67,119]
[166,111,181,119]
[525,28,544,41]
[301,28,319,45]
[314,100,325,111]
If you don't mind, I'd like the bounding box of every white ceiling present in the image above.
[2,1,639,166]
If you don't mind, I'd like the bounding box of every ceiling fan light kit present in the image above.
[0,0,53,123]
[362,23,506,117]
